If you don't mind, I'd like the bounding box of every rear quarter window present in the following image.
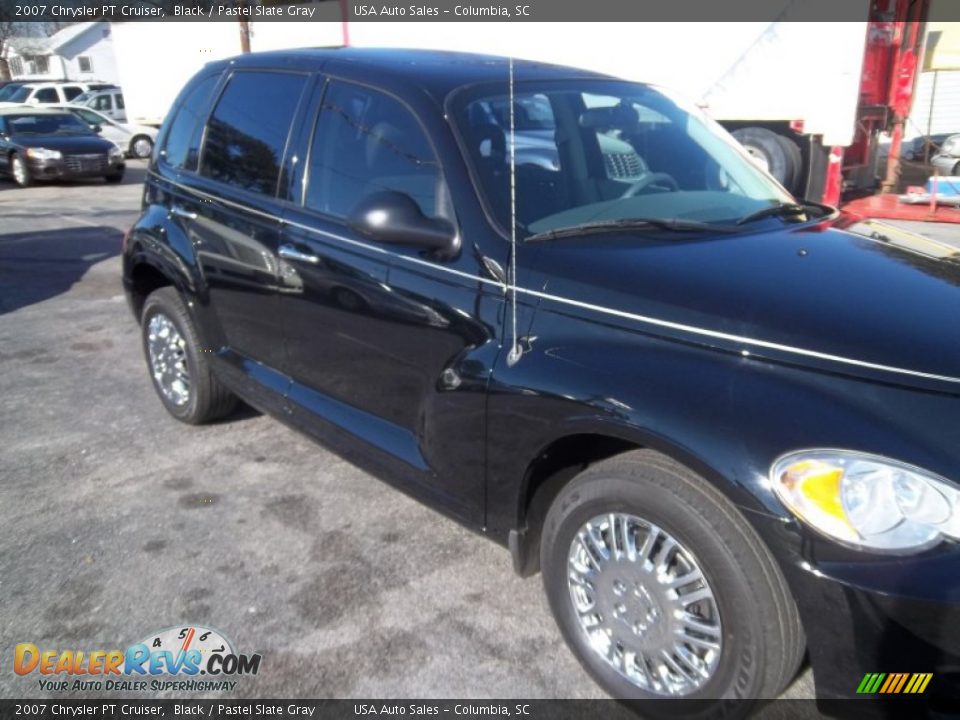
[161,73,221,171]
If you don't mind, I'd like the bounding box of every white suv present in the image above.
[0,82,95,107]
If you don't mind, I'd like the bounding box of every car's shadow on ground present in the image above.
[0,225,123,314]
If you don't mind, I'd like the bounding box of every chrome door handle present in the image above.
[170,205,197,220]
[279,244,319,264]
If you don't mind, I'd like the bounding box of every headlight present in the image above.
[25,147,61,161]
[109,145,124,160]
[771,450,960,552]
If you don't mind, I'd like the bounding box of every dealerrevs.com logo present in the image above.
[14,625,262,692]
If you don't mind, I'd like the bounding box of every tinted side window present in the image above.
[162,74,220,171]
[34,88,58,103]
[116,94,125,110]
[305,82,442,219]
[62,86,84,101]
[93,94,112,110]
[200,71,307,196]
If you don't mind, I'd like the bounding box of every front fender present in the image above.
[486,315,960,544]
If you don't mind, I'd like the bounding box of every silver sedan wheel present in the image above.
[131,137,153,159]
[567,513,723,696]
[146,313,190,406]
[12,156,28,186]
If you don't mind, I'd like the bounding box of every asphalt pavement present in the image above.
[11,165,960,703]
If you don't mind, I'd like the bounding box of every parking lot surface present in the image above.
[27,164,960,701]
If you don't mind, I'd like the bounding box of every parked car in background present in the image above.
[54,104,156,158]
[72,87,126,123]
[902,132,956,161]
[0,81,92,107]
[0,107,125,187]
[123,49,960,710]
[931,134,960,176]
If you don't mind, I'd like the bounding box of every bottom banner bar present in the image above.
[0,698,957,720]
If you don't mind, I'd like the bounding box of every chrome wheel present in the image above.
[12,155,28,186]
[147,313,190,406]
[567,513,722,696]
[132,137,153,159]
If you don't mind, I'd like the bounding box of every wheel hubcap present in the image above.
[567,513,722,696]
[147,313,190,406]
[134,139,151,157]
[13,158,26,184]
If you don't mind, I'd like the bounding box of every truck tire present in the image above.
[775,134,803,193]
[731,127,800,193]
[540,449,805,715]
[141,287,237,424]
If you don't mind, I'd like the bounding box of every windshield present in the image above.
[7,113,96,136]
[453,79,795,236]
[0,84,24,101]
[9,86,35,103]
[73,91,95,104]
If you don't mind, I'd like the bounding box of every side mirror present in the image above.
[347,191,459,256]
[92,125,102,134]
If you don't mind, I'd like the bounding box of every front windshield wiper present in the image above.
[735,200,832,226]
[525,217,738,242]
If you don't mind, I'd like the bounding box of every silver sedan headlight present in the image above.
[771,450,960,552]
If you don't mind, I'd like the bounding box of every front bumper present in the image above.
[752,514,959,715]
[29,154,124,180]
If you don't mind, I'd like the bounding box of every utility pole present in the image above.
[238,0,251,53]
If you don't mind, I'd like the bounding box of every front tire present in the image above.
[540,450,804,714]
[11,153,32,188]
[105,170,124,183]
[140,287,237,424]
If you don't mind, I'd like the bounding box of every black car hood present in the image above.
[529,215,960,392]
[14,134,114,154]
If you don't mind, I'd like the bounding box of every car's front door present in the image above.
[279,78,498,522]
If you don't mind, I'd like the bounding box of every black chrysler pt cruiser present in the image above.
[122,48,960,714]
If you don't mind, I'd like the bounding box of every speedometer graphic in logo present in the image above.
[131,625,234,674]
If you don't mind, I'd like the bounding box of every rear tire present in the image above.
[130,135,154,159]
[140,287,237,425]
[540,449,804,715]
[731,127,800,192]
[775,134,803,193]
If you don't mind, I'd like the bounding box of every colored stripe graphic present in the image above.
[858,672,932,694]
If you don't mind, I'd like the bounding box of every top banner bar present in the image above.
[2,0,960,23]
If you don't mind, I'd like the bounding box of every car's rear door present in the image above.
[160,68,310,408]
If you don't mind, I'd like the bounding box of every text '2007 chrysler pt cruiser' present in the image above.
[122,49,960,714]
